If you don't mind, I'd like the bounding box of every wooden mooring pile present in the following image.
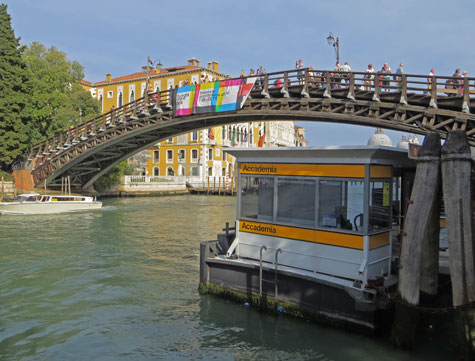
[188,177,237,196]
[392,130,475,359]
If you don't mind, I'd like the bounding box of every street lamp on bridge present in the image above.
[326,32,340,65]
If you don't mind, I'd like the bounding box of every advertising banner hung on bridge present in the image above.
[174,77,256,117]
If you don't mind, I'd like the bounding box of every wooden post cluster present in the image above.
[393,130,475,353]
[397,130,475,306]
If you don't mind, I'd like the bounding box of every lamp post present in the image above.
[326,32,340,65]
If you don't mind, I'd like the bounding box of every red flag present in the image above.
[258,133,265,147]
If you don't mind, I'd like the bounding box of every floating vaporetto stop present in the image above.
[200,145,416,332]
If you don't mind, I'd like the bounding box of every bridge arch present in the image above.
[25,68,475,189]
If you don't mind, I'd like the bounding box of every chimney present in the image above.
[187,57,200,67]
[106,73,112,82]
[156,63,162,73]
[207,62,212,69]
[211,61,219,72]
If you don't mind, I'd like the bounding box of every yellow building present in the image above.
[82,58,304,188]
[82,57,221,114]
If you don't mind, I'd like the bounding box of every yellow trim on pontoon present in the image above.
[239,221,391,250]
[369,165,392,178]
[240,163,365,178]
[239,220,364,249]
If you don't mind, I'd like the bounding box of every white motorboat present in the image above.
[0,193,102,215]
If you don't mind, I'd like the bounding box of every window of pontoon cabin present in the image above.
[276,178,315,225]
[369,180,391,231]
[240,176,274,221]
[240,175,369,233]
[318,180,365,231]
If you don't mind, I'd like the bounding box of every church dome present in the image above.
[410,135,419,144]
[397,134,410,149]
[367,128,393,146]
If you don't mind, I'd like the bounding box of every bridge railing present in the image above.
[250,68,474,100]
[27,88,173,170]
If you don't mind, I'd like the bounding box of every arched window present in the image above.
[130,90,135,102]
[208,148,213,160]
[153,167,159,176]
[166,150,173,163]
[222,167,226,176]
[153,150,159,163]
[178,149,185,163]
[118,92,123,107]
[167,167,175,176]
[208,167,213,176]
[191,166,199,176]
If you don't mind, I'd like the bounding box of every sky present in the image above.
[4,0,475,146]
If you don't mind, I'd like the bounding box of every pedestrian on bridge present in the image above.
[394,63,404,91]
[308,66,318,88]
[448,68,462,97]
[341,61,351,84]
[108,105,116,125]
[296,59,304,84]
[332,62,342,89]
[381,63,391,92]
[257,66,266,89]
[364,64,375,91]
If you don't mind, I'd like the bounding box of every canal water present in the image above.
[0,195,452,360]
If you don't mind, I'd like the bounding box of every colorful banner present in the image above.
[173,77,256,117]
[175,85,196,116]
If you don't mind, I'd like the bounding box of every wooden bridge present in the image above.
[23,68,475,189]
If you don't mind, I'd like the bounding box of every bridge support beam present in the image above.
[372,72,380,102]
[399,74,408,105]
[323,71,331,98]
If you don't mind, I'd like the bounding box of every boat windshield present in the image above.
[18,194,41,202]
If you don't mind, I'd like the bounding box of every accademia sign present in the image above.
[240,221,277,235]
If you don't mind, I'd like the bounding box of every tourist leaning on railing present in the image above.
[364,64,375,91]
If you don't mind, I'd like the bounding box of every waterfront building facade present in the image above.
[81,58,222,116]
[82,59,306,188]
